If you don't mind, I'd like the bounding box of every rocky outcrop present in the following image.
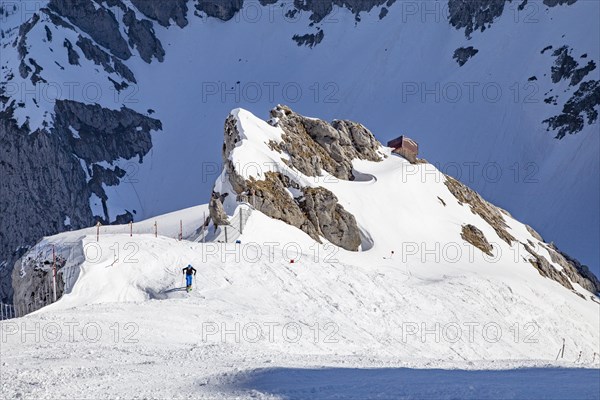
[523,243,575,292]
[11,239,85,315]
[209,192,230,227]
[53,100,161,164]
[76,36,136,83]
[461,224,493,256]
[448,0,510,38]
[48,0,132,60]
[542,243,600,294]
[63,39,80,65]
[444,175,516,245]
[446,176,599,295]
[269,105,383,181]
[130,0,189,28]
[213,107,369,251]
[195,0,244,21]
[543,79,600,139]
[292,30,324,48]
[301,187,361,250]
[123,10,165,64]
[543,0,577,6]
[453,46,479,66]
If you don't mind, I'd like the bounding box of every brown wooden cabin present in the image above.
[388,135,418,163]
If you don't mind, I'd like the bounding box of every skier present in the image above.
[182,264,197,292]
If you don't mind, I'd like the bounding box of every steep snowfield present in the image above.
[3,108,599,398]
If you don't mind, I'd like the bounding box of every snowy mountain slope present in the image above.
[4,105,599,398]
[0,0,598,305]
[13,107,600,354]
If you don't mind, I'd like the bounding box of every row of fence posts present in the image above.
[555,338,600,363]
[95,218,192,242]
[2,212,220,321]
[91,210,257,244]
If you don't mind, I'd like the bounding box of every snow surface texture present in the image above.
[1,0,598,275]
[3,108,599,398]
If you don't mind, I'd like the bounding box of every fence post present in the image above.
[202,212,206,243]
[576,351,582,363]
[224,226,228,243]
[52,246,57,303]
[240,209,243,234]
[154,221,157,238]
[129,221,133,237]
[96,221,101,242]
[179,220,183,241]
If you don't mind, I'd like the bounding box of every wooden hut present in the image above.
[388,135,418,163]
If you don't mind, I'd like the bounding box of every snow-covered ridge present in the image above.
[211,106,600,296]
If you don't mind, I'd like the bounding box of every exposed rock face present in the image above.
[288,0,392,23]
[75,36,136,83]
[543,79,600,138]
[209,192,230,226]
[269,105,383,181]
[130,0,189,28]
[543,0,577,6]
[48,0,132,60]
[195,0,244,21]
[453,46,479,66]
[292,30,324,48]
[0,101,160,302]
[543,243,600,294]
[63,39,80,65]
[524,243,576,291]
[301,187,361,250]
[213,107,371,251]
[444,175,516,245]
[448,0,510,38]
[461,224,494,256]
[11,240,85,315]
[123,10,165,63]
[53,100,161,164]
